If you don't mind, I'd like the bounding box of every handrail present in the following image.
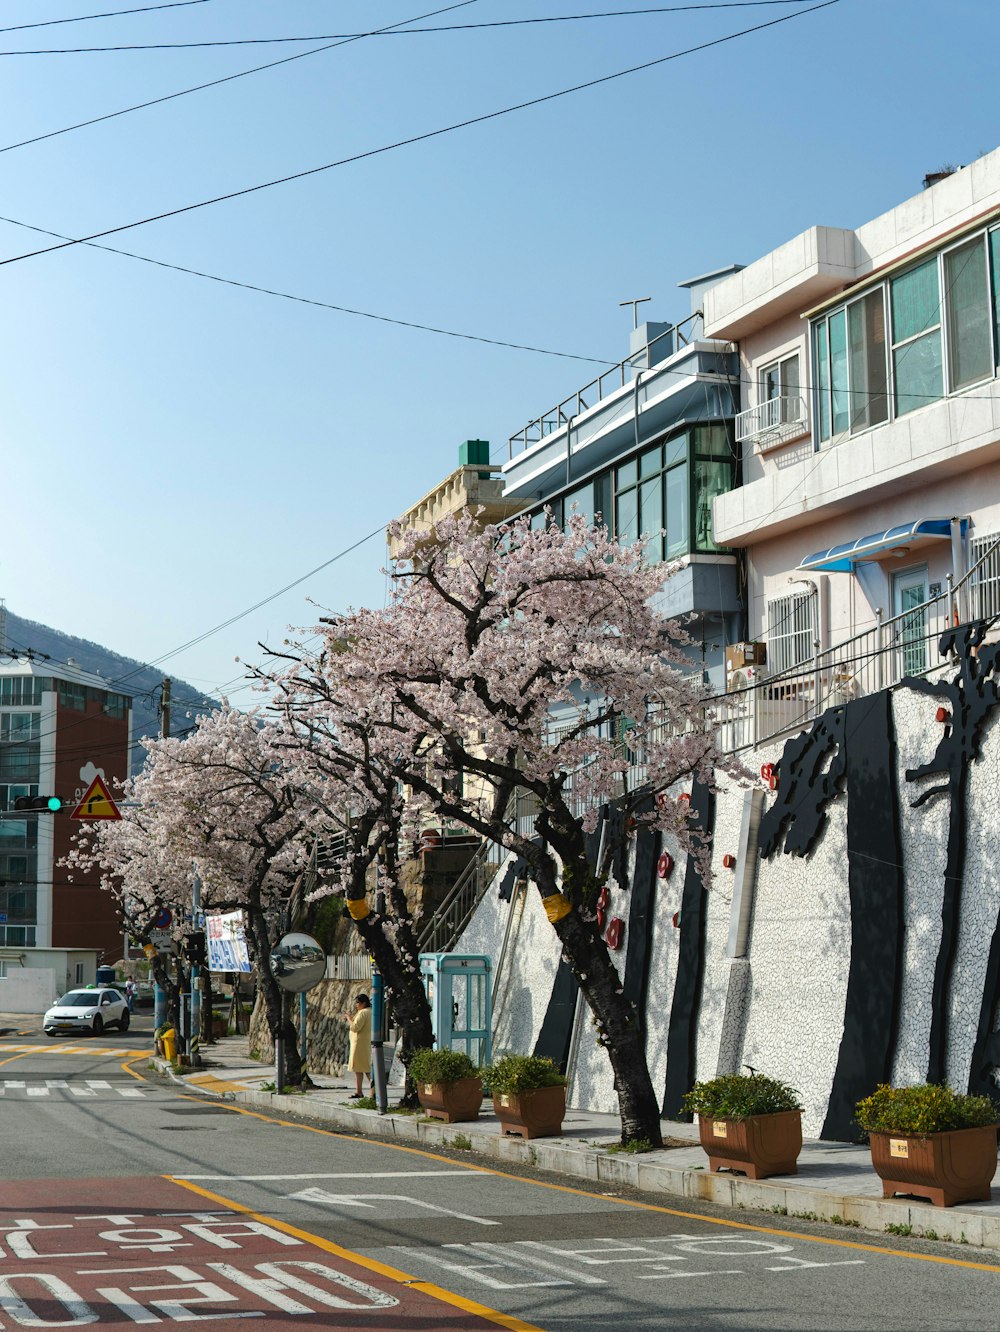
[699,532,1000,754]
[415,836,504,954]
[506,311,705,458]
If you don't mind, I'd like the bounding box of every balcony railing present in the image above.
[702,536,1000,754]
[735,395,808,451]
[507,312,704,459]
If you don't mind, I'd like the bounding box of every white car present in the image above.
[43,988,130,1038]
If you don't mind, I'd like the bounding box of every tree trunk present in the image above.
[246,895,306,1087]
[552,903,663,1147]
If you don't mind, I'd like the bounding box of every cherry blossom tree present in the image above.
[67,706,314,1083]
[283,510,743,1145]
[262,655,436,1101]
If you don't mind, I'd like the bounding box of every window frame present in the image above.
[811,220,1000,445]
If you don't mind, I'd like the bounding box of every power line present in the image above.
[0,214,616,366]
[0,3,828,53]
[0,0,217,38]
[0,1,841,270]
[0,0,481,158]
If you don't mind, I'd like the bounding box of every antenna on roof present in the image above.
[619,296,651,330]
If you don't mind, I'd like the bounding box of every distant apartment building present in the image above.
[704,149,1000,721]
[499,281,745,690]
[0,660,131,963]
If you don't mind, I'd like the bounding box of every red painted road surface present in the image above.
[0,1176,517,1329]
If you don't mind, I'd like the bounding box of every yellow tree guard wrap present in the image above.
[543,894,572,924]
[346,897,370,921]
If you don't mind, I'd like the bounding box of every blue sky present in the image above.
[0,0,997,703]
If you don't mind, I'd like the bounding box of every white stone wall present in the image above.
[454,689,1000,1136]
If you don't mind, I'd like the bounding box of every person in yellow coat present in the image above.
[345,993,372,1098]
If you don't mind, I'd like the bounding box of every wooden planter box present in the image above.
[493,1084,566,1140]
[868,1125,999,1207]
[417,1076,483,1124]
[698,1109,802,1180]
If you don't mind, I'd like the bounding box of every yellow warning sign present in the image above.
[70,775,122,821]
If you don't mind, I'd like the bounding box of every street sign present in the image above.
[69,776,122,821]
[152,906,172,929]
[147,928,172,952]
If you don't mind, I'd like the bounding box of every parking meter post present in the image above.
[371,969,387,1114]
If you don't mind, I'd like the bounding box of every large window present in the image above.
[529,424,735,562]
[812,221,1000,441]
[971,533,1000,619]
[0,678,48,707]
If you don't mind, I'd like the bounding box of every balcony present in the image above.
[735,396,809,452]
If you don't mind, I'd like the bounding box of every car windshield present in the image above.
[57,992,100,1008]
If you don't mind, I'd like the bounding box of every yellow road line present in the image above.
[159,1096,1000,1275]
[169,1176,544,1332]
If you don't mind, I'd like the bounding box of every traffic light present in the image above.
[13,796,62,812]
[185,930,208,968]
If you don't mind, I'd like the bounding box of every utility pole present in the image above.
[189,869,202,1067]
[161,677,172,738]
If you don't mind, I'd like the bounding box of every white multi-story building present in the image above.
[704,150,1000,731]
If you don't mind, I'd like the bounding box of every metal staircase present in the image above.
[415,837,505,954]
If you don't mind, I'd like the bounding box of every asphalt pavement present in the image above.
[146,1026,1000,1254]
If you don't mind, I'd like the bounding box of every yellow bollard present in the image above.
[161,1028,177,1062]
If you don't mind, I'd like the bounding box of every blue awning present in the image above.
[799,518,963,573]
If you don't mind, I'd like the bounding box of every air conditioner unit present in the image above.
[728,664,765,692]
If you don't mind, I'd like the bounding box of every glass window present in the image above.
[761,354,801,424]
[991,229,1000,366]
[815,320,830,442]
[639,444,662,478]
[615,487,638,545]
[693,459,730,552]
[616,458,637,490]
[945,235,992,389]
[767,592,816,674]
[639,476,663,560]
[892,258,943,416]
[847,289,889,430]
[829,309,849,435]
[664,462,688,558]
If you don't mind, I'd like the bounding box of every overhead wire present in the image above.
[0,3,834,53]
[0,1,842,270]
[0,0,217,37]
[0,0,482,158]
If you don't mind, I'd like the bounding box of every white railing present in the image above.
[704,537,1000,754]
[507,312,704,458]
[735,395,808,449]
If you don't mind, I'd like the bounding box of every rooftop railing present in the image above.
[506,312,705,459]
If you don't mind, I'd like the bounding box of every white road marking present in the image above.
[290,1188,499,1227]
[174,1170,488,1181]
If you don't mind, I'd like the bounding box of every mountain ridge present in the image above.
[2,609,219,773]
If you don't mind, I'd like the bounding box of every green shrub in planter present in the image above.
[408,1047,479,1086]
[855,1083,998,1137]
[481,1054,567,1096]
[682,1072,802,1122]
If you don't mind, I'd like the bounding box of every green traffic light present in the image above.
[47,797,62,812]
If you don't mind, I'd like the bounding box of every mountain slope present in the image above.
[3,610,219,773]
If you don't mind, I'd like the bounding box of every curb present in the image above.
[213,1085,1000,1253]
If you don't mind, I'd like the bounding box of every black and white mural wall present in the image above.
[455,625,1000,1139]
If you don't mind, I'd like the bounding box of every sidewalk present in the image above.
[161,1034,1000,1252]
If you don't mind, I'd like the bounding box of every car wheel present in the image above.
[92,1015,104,1036]
[119,1011,130,1032]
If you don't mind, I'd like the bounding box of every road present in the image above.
[1,1014,997,1330]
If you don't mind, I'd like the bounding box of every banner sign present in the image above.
[205,910,252,973]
